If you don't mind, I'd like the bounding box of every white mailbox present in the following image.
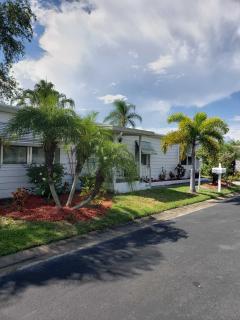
[212,163,226,192]
[212,167,226,174]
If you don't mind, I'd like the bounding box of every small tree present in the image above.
[7,80,76,207]
[162,112,228,193]
[66,114,110,207]
[73,140,137,209]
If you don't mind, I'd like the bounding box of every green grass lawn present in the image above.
[0,185,239,257]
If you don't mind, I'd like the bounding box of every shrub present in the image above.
[169,171,175,180]
[80,175,95,196]
[175,164,186,179]
[159,167,167,180]
[27,164,64,198]
[12,188,29,211]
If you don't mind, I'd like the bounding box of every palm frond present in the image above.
[167,112,189,124]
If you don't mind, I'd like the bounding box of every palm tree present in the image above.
[7,80,76,207]
[104,100,142,128]
[73,138,137,209]
[66,113,110,207]
[162,112,228,193]
[15,80,74,109]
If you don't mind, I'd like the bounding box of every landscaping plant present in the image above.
[12,188,29,211]
[175,164,186,180]
[162,112,228,192]
[7,80,76,207]
[27,164,64,198]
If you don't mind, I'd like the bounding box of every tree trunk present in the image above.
[44,144,62,208]
[66,149,85,207]
[49,182,62,207]
[73,169,104,210]
[190,142,196,193]
[66,171,80,207]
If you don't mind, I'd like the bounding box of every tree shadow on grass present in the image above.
[0,220,188,302]
[115,187,198,204]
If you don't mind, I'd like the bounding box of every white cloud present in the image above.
[148,55,174,74]
[98,94,127,104]
[12,0,240,126]
[232,115,240,121]
[226,126,240,140]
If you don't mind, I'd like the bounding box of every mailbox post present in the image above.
[212,163,226,193]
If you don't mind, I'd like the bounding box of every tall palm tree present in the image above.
[15,80,74,109]
[7,80,76,207]
[104,99,142,128]
[162,112,228,193]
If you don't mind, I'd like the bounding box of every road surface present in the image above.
[0,197,240,320]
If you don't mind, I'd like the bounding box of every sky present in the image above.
[12,0,240,139]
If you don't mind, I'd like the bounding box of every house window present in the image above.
[3,146,27,164]
[32,147,45,164]
[141,154,150,166]
[187,156,192,165]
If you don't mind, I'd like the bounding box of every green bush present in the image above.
[27,164,64,198]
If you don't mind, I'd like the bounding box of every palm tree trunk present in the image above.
[66,174,79,207]
[190,142,196,193]
[73,169,104,210]
[66,150,85,207]
[49,182,62,207]
[44,146,62,208]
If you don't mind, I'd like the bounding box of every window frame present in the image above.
[2,145,28,165]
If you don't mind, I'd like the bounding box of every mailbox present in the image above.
[212,167,226,174]
[212,163,226,192]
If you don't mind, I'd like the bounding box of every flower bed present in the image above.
[0,194,112,223]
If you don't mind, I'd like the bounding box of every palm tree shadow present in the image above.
[127,187,198,203]
[0,220,188,302]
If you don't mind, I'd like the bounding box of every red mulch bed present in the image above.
[0,194,112,223]
[201,182,229,190]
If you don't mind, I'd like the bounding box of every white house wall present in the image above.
[121,135,180,179]
[0,109,72,198]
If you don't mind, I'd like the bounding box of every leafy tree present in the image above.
[162,112,228,192]
[198,142,238,183]
[7,80,76,207]
[104,99,142,128]
[73,139,137,209]
[0,0,35,99]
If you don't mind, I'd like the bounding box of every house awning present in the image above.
[135,140,157,154]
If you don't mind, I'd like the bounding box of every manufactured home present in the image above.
[0,104,198,198]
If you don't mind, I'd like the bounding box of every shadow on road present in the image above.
[0,221,188,302]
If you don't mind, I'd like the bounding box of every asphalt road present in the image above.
[1,197,240,320]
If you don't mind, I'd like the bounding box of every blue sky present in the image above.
[13,0,240,139]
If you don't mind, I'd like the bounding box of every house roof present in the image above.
[101,125,164,138]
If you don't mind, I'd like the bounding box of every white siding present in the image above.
[0,147,71,198]
[121,135,179,180]
[0,111,13,122]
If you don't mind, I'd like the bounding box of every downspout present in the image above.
[139,135,142,181]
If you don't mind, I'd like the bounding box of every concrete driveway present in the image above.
[0,196,240,320]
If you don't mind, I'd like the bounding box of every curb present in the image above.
[0,193,239,277]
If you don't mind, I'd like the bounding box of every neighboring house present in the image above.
[106,126,199,193]
[0,104,198,198]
